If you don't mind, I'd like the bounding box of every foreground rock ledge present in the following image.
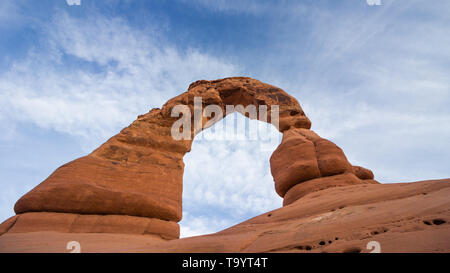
[0,77,449,252]
[0,179,449,253]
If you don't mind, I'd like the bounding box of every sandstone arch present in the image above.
[4,77,377,239]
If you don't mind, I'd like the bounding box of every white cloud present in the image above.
[66,0,81,6]
[180,212,234,238]
[250,1,450,183]
[0,12,238,150]
[180,115,282,236]
[184,0,308,16]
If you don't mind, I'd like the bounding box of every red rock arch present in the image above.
[8,77,376,239]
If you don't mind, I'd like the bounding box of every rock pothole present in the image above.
[423,219,446,226]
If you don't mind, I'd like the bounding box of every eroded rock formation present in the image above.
[2,77,376,240]
[270,128,378,206]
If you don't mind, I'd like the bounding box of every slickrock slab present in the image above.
[1,179,448,253]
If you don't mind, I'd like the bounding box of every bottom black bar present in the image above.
[0,253,447,272]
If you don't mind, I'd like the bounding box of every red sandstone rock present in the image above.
[292,128,353,177]
[270,127,360,199]
[0,179,449,253]
[0,216,18,236]
[270,132,321,197]
[283,173,378,206]
[314,139,352,177]
[14,155,183,221]
[6,212,179,240]
[4,77,440,253]
[352,165,375,180]
[12,77,313,239]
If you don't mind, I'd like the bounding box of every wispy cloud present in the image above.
[0,11,238,150]
[180,114,282,237]
[66,0,81,6]
[247,0,450,182]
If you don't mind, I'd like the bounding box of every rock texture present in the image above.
[269,128,378,201]
[1,179,449,253]
[0,77,448,253]
[3,213,178,240]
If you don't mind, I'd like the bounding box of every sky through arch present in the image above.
[181,113,282,237]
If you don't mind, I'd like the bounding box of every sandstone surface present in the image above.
[1,179,449,253]
[0,77,448,253]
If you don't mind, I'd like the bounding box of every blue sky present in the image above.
[0,0,449,237]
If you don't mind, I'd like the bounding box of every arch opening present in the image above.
[180,113,282,237]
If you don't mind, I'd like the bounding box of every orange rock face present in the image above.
[270,128,377,204]
[270,130,321,196]
[352,165,375,180]
[283,173,378,206]
[6,212,179,240]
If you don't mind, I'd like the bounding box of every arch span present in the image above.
[10,77,376,239]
